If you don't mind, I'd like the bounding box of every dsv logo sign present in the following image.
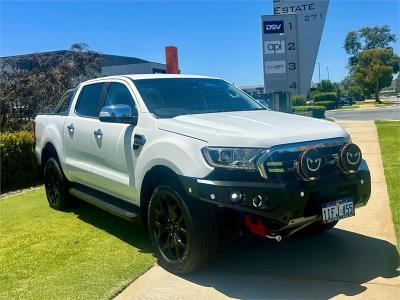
[263,21,284,34]
[265,40,285,54]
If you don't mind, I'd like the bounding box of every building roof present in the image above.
[0,50,162,66]
[100,53,153,66]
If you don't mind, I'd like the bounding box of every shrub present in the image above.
[313,92,337,102]
[1,119,32,133]
[0,130,39,192]
[308,101,336,110]
[291,95,306,106]
[293,106,326,118]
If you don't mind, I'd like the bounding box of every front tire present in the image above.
[44,158,71,210]
[148,182,218,274]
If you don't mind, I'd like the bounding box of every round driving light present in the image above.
[230,191,242,203]
[298,147,323,179]
[339,143,362,173]
[252,195,264,208]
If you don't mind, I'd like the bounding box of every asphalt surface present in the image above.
[326,104,400,120]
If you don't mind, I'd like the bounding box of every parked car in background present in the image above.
[338,96,353,106]
[34,74,371,274]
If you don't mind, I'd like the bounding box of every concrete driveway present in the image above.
[116,121,399,300]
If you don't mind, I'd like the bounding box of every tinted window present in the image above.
[104,82,135,110]
[75,83,105,117]
[55,89,75,114]
[134,78,264,118]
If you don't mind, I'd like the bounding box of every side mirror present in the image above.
[99,104,138,125]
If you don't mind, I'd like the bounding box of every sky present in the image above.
[1,0,399,86]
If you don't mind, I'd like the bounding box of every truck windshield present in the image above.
[133,78,265,118]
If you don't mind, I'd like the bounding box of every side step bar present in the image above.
[69,185,140,222]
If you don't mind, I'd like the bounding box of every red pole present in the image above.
[165,46,179,74]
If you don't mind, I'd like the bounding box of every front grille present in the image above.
[256,138,347,180]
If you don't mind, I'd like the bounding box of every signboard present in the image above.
[262,0,329,96]
[261,14,299,94]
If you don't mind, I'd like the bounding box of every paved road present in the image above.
[326,105,400,120]
[116,121,399,300]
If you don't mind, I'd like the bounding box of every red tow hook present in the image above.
[244,214,282,242]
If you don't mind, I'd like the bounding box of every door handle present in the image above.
[132,134,146,150]
[67,124,74,132]
[93,128,103,138]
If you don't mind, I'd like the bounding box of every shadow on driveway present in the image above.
[183,230,399,299]
[67,201,399,299]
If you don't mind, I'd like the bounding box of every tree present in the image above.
[395,76,400,94]
[315,80,336,93]
[340,75,364,100]
[344,25,397,69]
[0,43,101,130]
[353,48,399,102]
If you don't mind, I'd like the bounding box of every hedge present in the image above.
[293,106,326,118]
[308,101,336,110]
[312,92,337,102]
[0,130,39,192]
[291,95,306,106]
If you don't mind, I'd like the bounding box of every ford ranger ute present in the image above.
[34,74,371,274]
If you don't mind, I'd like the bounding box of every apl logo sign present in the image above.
[263,20,284,34]
[265,40,285,54]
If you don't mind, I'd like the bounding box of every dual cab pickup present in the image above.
[35,74,371,273]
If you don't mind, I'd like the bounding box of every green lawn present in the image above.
[0,188,155,299]
[376,121,400,250]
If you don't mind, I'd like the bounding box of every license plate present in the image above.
[321,199,355,223]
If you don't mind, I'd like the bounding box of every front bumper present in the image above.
[179,159,371,230]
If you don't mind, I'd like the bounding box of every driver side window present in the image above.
[104,82,136,110]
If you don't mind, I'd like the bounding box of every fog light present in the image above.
[230,191,242,203]
[252,195,264,208]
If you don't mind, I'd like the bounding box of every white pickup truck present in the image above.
[35,74,371,274]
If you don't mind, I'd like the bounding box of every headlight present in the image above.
[201,147,265,171]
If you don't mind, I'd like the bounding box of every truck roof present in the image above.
[126,74,218,80]
[82,74,219,85]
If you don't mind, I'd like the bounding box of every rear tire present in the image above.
[148,181,218,274]
[44,158,71,210]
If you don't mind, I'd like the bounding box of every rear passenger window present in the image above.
[75,83,105,117]
[104,82,136,110]
[55,89,75,114]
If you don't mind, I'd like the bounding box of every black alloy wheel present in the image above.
[148,182,218,274]
[44,158,70,210]
[45,162,61,206]
[151,188,188,261]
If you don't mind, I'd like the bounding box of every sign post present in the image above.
[262,0,329,98]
